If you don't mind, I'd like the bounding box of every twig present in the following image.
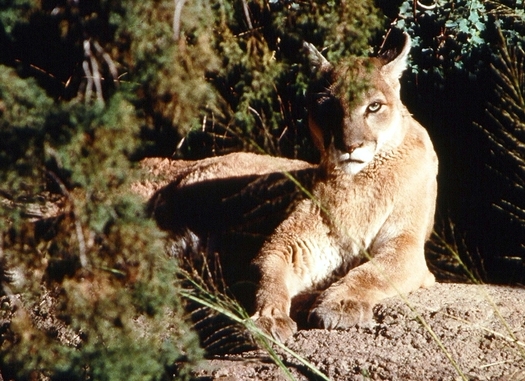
[83,40,103,104]
[242,0,253,30]
[413,0,438,21]
[417,0,438,11]
[93,40,119,86]
[82,53,93,102]
[91,56,104,104]
[47,171,89,268]
[173,0,187,41]
[479,359,514,369]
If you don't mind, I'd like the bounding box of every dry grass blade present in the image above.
[432,230,525,361]
[445,314,525,349]
[480,28,525,235]
[179,272,331,381]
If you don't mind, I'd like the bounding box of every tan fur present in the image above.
[133,153,313,199]
[143,34,438,342]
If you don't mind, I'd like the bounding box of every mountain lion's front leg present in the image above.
[308,233,435,329]
[251,251,298,342]
[251,203,330,341]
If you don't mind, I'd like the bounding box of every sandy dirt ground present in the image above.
[193,283,525,381]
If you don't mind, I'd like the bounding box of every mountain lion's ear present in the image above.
[303,41,332,74]
[381,32,411,82]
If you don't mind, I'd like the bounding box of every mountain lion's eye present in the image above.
[367,102,382,113]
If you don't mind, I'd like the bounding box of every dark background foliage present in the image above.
[0,0,524,379]
[386,0,525,283]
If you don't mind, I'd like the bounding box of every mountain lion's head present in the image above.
[306,34,412,175]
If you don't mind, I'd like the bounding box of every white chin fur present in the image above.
[340,161,368,175]
[338,152,351,162]
[335,149,375,174]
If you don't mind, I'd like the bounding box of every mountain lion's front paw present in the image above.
[308,298,373,330]
[252,311,297,342]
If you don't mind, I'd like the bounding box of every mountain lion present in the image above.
[146,33,438,342]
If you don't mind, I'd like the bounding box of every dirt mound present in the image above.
[194,283,525,380]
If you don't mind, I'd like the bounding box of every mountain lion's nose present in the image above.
[347,142,363,153]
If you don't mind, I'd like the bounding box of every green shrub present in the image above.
[119,0,381,159]
[0,87,202,379]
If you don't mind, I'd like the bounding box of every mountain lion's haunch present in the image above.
[146,33,438,342]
